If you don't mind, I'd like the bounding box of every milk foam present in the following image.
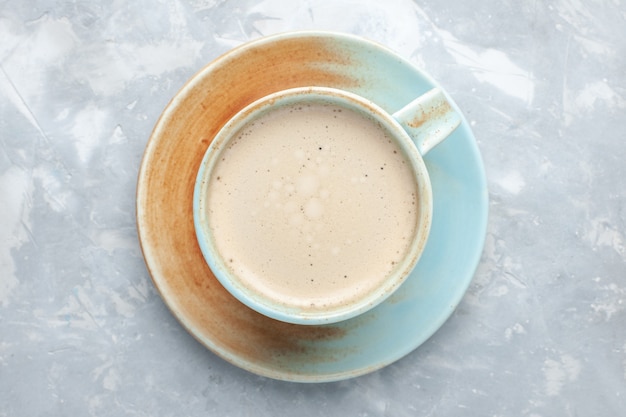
[207,102,419,312]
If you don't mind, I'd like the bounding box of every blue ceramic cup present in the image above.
[194,86,460,325]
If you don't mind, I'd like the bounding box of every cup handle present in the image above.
[392,88,461,155]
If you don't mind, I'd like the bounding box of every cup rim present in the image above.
[193,86,433,325]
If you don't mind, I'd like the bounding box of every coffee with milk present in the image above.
[205,101,420,314]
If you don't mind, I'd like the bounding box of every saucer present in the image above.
[136,31,488,382]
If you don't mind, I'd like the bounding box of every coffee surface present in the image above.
[207,102,419,312]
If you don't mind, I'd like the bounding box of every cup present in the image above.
[193,86,460,325]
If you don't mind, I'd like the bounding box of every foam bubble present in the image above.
[289,213,304,226]
[297,174,319,196]
[283,201,298,213]
[304,198,324,219]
